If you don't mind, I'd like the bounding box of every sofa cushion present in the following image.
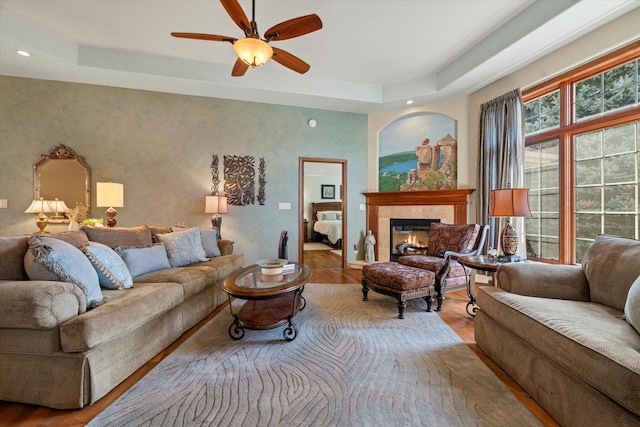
[81,242,133,290]
[59,282,183,352]
[115,244,171,278]
[27,235,103,309]
[83,224,153,249]
[583,235,640,311]
[625,275,640,334]
[200,228,221,258]
[0,236,29,280]
[45,230,89,248]
[478,286,640,415]
[156,227,208,267]
[134,265,218,299]
[426,223,480,256]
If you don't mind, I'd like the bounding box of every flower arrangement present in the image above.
[82,218,104,226]
[68,203,89,223]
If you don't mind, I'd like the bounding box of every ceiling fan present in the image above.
[171,0,322,77]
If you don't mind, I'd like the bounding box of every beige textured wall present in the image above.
[0,77,368,263]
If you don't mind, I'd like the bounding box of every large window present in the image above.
[523,43,640,264]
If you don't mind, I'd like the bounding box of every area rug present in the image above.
[89,284,540,427]
[304,242,333,250]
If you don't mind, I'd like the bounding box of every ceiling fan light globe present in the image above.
[233,37,273,67]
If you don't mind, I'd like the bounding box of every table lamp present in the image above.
[205,195,227,238]
[24,198,54,233]
[489,188,532,262]
[97,182,124,227]
[47,198,70,221]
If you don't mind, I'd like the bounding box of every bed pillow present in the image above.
[624,275,640,334]
[116,244,171,277]
[27,235,103,309]
[81,242,133,290]
[200,228,221,258]
[318,211,340,221]
[156,227,209,267]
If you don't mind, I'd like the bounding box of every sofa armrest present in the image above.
[0,280,85,330]
[218,239,234,256]
[496,263,590,301]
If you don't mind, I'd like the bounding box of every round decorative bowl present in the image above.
[256,258,288,275]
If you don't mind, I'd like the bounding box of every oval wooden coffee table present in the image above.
[222,262,311,341]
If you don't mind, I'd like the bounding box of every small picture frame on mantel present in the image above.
[321,184,335,199]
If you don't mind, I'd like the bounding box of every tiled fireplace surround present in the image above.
[364,190,475,262]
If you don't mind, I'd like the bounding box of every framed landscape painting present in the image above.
[321,184,335,199]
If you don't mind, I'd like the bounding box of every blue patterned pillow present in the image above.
[200,228,221,258]
[28,235,103,309]
[82,242,133,290]
[156,227,209,267]
[116,244,171,277]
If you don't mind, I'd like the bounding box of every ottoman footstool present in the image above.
[362,262,437,319]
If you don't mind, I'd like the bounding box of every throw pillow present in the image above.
[157,227,209,267]
[82,224,153,249]
[81,242,133,290]
[426,223,480,257]
[200,228,221,258]
[624,275,640,334]
[27,235,103,309]
[116,244,171,277]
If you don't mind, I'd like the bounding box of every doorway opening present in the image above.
[298,157,347,269]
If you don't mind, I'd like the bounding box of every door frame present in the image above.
[298,157,347,268]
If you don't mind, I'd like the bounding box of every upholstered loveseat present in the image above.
[475,235,640,426]
[0,225,245,409]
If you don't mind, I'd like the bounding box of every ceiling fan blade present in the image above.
[264,14,322,41]
[171,32,236,43]
[220,0,251,35]
[231,58,249,77]
[272,47,310,74]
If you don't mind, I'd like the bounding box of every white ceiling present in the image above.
[1,0,638,114]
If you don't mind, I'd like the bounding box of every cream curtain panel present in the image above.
[477,89,527,258]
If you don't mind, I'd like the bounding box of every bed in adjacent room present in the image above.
[311,201,342,248]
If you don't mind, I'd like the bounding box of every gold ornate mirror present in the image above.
[34,145,91,222]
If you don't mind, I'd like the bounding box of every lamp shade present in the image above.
[47,199,70,214]
[490,188,532,217]
[24,198,54,214]
[96,183,124,208]
[233,37,273,67]
[205,195,228,214]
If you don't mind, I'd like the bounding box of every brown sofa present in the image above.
[0,225,245,409]
[475,235,640,426]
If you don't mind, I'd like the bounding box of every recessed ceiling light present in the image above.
[406,100,414,105]
[16,50,31,57]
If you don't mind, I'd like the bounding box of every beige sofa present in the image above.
[0,225,244,409]
[475,235,640,426]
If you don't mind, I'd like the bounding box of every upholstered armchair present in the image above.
[398,223,489,310]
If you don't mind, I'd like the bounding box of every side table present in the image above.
[458,255,502,318]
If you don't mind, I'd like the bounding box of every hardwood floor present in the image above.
[0,251,559,426]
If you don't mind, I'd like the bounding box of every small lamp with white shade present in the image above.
[205,195,228,238]
[96,182,124,228]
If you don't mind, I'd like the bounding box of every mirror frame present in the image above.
[34,144,91,222]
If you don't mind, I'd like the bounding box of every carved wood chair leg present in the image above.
[425,294,433,312]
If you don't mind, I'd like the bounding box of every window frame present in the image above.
[523,41,640,264]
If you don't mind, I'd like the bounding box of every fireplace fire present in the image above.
[390,218,440,261]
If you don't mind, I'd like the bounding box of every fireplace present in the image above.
[390,218,440,261]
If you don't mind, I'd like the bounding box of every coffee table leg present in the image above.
[464,268,478,317]
[283,318,298,341]
[229,315,245,340]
